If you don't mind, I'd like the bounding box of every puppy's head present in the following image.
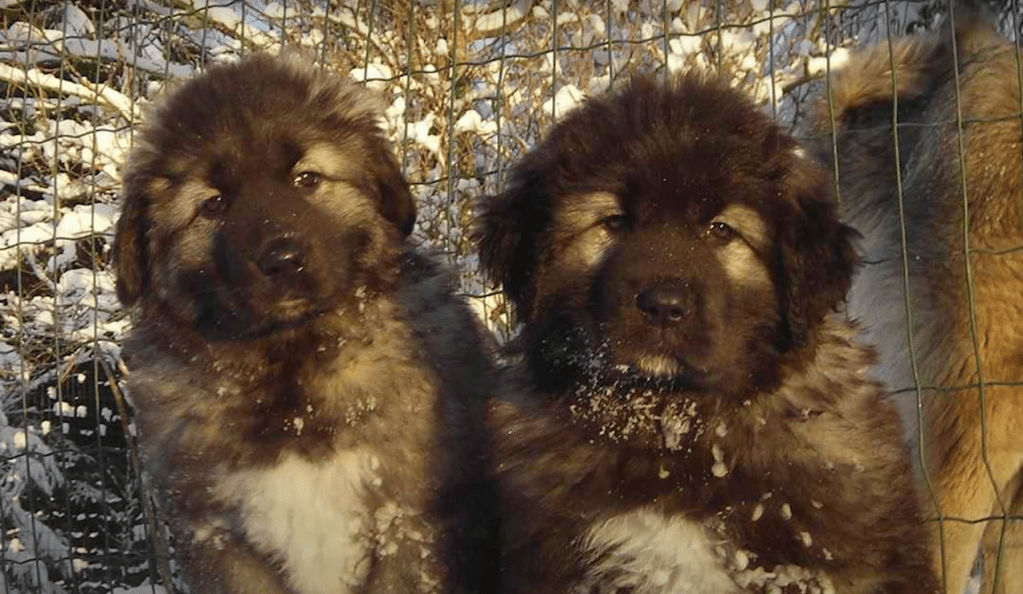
[114,54,415,338]
[476,74,856,395]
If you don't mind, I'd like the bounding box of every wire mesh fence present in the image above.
[0,0,1018,592]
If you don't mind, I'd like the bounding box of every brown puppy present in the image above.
[807,12,1023,594]
[477,74,938,594]
[113,54,497,594]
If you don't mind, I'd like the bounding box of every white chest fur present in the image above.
[213,449,379,594]
[582,509,837,594]
[581,508,741,594]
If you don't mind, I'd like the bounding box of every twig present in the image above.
[465,0,536,38]
[0,63,138,121]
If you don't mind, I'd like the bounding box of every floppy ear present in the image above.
[776,161,859,348]
[472,176,549,319]
[371,142,416,237]
[112,185,150,306]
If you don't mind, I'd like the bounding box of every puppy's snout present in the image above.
[636,278,695,326]
[257,237,306,278]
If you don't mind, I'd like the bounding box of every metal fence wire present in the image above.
[0,0,1018,592]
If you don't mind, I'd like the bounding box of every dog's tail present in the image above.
[814,32,947,139]
[814,4,1004,133]
[820,35,941,128]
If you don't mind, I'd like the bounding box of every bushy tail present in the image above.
[814,4,1003,133]
[814,35,943,136]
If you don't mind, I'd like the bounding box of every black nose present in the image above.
[257,238,305,278]
[636,278,694,326]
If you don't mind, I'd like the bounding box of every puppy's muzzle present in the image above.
[636,278,695,327]
[257,237,306,280]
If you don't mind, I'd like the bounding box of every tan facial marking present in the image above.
[295,142,366,181]
[710,205,770,287]
[552,191,623,271]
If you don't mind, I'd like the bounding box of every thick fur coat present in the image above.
[807,11,1023,594]
[477,74,938,594]
[114,54,497,594]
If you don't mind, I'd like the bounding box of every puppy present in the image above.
[476,74,938,594]
[113,54,497,594]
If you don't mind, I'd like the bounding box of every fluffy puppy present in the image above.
[807,10,1023,594]
[113,54,497,594]
[476,74,938,594]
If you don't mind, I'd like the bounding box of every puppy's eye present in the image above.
[200,194,225,216]
[293,171,321,188]
[705,221,737,243]
[600,214,628,232]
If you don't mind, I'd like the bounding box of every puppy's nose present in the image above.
[636,278,694,326]
[257,238,305,278]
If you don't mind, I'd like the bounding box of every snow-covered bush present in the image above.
[0,1,945,591]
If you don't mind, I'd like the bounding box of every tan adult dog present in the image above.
[808,11,1023,594]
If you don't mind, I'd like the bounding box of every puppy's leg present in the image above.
[981,475,1023,594]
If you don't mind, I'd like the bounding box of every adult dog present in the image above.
[113,54,497,594]
[807,11,1023,594]
[476,74,937,594]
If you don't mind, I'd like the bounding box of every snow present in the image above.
[113,586,167,594]
[454,109,499,136]
[350,61,394,91]
[543,84,585,120]
[404,113,443,162]
[469,0,535,37]
[0,22,194,79]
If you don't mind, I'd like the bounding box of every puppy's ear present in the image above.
[777,158,859,348]
[112,186,149,306]
[371,143,416,237]
[473,177,548,319]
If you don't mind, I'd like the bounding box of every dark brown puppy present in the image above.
[808,11,1023,594]
[477,74,938,594]
[114,54,497,594]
